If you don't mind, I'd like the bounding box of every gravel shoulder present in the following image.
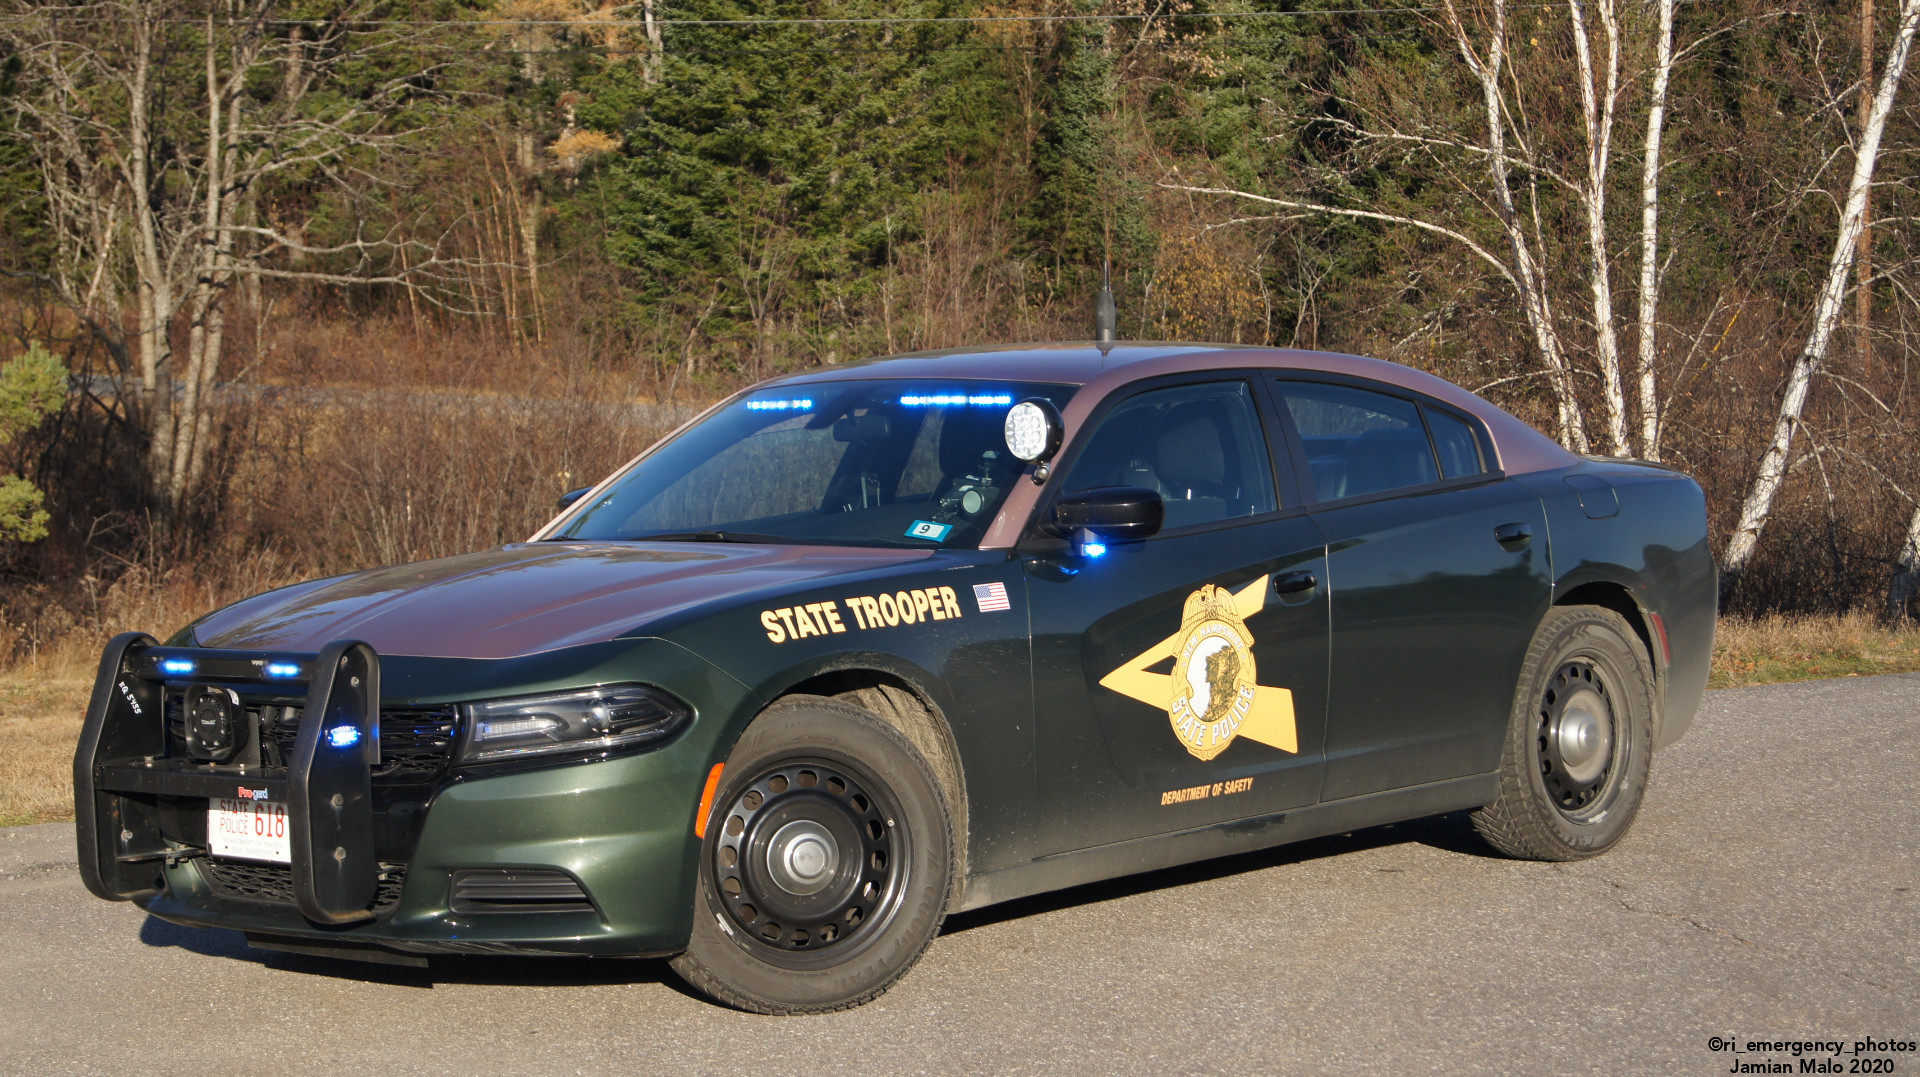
[0,675,1914,1076]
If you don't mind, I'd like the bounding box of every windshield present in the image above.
[554,380,1078,549]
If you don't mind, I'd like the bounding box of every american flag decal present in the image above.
[973,582,1011,613]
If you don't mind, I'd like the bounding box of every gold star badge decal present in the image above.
[1098,574,1298,761]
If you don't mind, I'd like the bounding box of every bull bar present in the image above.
[74,632,388,925]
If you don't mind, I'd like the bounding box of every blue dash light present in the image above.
[326,725,362,750]
[899,393,1014,407]
[159,658,196,676]
[264,662,302,678]
[746,397,814,411]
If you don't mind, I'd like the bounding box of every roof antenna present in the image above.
[1093,259,1117,350]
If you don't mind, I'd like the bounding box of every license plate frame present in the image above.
[207,796,291,863]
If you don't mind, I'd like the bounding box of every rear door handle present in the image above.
[1273,570,1319,595]
[1494,522,1532,547]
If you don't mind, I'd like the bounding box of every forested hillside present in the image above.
[2,0,1919,664]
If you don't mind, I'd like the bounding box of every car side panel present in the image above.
[1315,479,1554,800]
[1515,462,1716,748]
[660,551,1040,875]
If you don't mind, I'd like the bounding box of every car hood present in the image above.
[191,542,932,659]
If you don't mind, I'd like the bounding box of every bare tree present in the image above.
[1857,0,1877,377]
[1,0,469,518]
[1719,0,1920,603]
[1634,0,1676,460]
[1569,0,1632,456]
[1166,0,1702,457]
[1891,504,1920,620]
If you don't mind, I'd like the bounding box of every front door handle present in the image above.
[1273,570,1319,595]
[1494,522,1533,548]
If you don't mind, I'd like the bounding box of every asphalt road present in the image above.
[2,675,1914,1076]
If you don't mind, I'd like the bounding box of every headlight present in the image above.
[457,685,690,768]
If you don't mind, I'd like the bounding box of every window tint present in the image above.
[1425,407,1486,479]
[1278,382,1438,500]
[1060,381,1277,530]
[557,380,1075,548]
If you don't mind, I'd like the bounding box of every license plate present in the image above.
[207,797,291,863]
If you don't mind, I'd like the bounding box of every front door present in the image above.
[1026,378,1330,855]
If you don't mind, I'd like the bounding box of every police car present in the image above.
[75,342,1715,1013]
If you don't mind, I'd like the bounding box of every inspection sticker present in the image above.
[905,520,953,542]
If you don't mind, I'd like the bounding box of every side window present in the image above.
[1060,380,1278,530]
[1424,407,1486,479]
[1278,382,1438,500]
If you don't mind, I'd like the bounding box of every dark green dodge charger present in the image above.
[75,343,1715,1013]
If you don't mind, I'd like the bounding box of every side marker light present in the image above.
[694,763,726,839]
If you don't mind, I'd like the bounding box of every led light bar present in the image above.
[899,394,1014,407]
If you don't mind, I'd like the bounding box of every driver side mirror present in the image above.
[1045,486,1164,552]
[556,486,592,512]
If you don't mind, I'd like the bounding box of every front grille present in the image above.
[166,695,458,781]
[201,858,408,916]
[449,869,595,915]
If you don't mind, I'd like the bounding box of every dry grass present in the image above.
[1710,611,1920,688]
[0,672,89,826]
[3,613,1917,826]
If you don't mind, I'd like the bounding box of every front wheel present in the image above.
[1472,605,1656,861]
[670,696,954,1014]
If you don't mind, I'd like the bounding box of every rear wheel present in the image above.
[670,696,953,1014]
[1472,605,1655,861]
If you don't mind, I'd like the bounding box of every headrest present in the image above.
[1156,404,1227,490]
[1347,427,1437,493]
[937,406,1007,476]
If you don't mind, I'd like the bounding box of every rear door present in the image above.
[1270,377,1552,801]
[1025,376,1330,855]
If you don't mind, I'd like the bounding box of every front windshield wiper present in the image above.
[632,530,812,545]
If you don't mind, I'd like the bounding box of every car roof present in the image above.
[766,342,1242,387]
[759,341,1575,480]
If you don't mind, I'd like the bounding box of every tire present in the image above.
[670,695,954,1014]
[1472,605,1656,861]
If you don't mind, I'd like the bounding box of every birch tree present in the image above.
[1569,0,1631,456]
[1166,0,1699,457]
[0,0,467,518]
[1634,0,1676,460]
[1891,504,1920,620]
[1719,0,1920,603]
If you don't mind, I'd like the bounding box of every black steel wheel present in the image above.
[1473,605,1655,861]
[710,758,904,960]
[671,695,953,1013]
[1535,658,1624,818]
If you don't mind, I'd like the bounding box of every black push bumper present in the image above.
[74,632,387,924]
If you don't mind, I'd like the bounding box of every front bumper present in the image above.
[140,748,705,956]
[76,633,752,958]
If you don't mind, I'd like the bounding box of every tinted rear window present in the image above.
[1278,383,1438,500]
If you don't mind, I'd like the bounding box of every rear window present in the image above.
[1425,407,1487,479]
[1276,381,1492,501]
[1278,383,1438,500]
